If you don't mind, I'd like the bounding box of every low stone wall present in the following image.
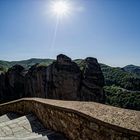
[0,98,140,140]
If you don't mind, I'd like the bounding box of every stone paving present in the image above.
[0,113,66,140]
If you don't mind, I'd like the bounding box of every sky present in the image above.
[0,0,140,67]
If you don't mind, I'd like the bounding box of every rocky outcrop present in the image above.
[0,73,6,102]
[0,54,105,103]
[24,54,105,102]
[80,57,105,102]
[0,65,25,103]
[46,54,81,100]
[24,55,81,100]
[24,64,47,98]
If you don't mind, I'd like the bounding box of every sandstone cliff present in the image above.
[0,54,105,103]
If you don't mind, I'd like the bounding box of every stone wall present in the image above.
[0,98,139,140]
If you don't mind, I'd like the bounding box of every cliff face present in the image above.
[46,54,81,100]
[0,65,25,102]
[80,57,105,102]
[0,54,105,103]
[24,64,47,98]
[0,73,6,101]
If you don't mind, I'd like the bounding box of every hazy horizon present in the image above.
[0,0,140,67]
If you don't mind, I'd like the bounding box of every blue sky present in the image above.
[0,0,140,66]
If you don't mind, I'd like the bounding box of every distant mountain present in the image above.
[123,65,140,77]
[100,64,140,110]
[100,64,140,91]
[0,60,10,71]
[0,58,54,71]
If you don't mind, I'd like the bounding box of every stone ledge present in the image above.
[0,98,140,140]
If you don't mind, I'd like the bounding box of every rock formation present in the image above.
[46,54,81,100]
[6,65,25,100]
[0,73,6,102]
[0,54,105,103]
[24,64,47,98]
[80,57,105,102]
[0,65,25,103]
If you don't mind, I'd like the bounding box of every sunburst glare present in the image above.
[50,0,71,17]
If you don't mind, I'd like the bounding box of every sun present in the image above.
[51,0,71,17]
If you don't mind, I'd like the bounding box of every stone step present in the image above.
[0,136,49,140]
[0,114,36,127]
[0,113,21,123]
[36,129,66,139]
[0,129,39,137]
[0,134,43,140]
[0,131,50,140]
[0,113,67,140]
[32,136,49,140]
[13,132,41,138]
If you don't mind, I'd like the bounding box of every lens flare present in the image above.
[51,0,70,17]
